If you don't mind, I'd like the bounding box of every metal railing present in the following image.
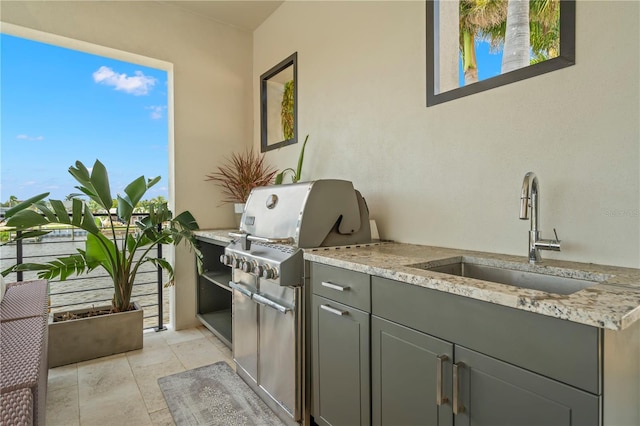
[0,214,168,331]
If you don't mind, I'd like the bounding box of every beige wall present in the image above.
[1,1,253,328]
[255,1,640,268]
[2,1,638,331]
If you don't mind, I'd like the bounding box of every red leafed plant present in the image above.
[205,149,277,204]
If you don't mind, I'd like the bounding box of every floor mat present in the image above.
[158,361,285,425]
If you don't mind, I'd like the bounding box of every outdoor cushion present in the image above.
[0,281,48,323]
[0,312,48,425]
[0,388,33,426]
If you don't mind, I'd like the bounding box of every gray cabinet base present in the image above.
[312,295,370,426]
[455,346,600,426]
[372,316,453,426]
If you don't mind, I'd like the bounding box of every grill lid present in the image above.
[239,179,370,248]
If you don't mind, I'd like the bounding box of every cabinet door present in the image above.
[312,295,370,426]
[372,316,454,426]
[232,285,257,383]
[454,346,600,426]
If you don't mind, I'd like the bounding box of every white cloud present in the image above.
[146,105,166,120]
[92,66,156,96]
[16,134,44,141]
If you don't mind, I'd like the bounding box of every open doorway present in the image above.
[0,27,174,329]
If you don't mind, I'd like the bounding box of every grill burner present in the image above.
[222,240,303,286]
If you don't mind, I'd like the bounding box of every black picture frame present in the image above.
[426,0,575,107]
[260,52,298,152]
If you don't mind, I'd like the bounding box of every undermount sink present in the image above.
[415,260,603,295]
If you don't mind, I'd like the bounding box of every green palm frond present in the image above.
[461,0,561,61]
[146,257,175,286]
[1,159,202,313]
[7,254,92,281]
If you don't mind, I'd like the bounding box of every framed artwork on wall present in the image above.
[426,0,575,106]
[261,52,297,152]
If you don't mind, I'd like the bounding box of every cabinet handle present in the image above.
[321,281,350,292]
[453,362,466,414]
[436,355,449,406]
[320,304,348,316]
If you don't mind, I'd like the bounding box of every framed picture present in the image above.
[426,0,575,106]
[261,52,297,152]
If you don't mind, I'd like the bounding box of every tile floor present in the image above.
[45,325,233,426]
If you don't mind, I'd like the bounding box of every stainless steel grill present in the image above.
[222,179,370,425]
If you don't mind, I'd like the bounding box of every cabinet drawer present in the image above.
[372,276,601,395]
[311,263,370,312]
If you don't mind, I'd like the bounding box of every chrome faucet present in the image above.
[519,172,561,263]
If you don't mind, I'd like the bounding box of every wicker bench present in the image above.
[0,280,49,426]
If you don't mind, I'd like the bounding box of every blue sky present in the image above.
[0,34,169,203]
[459,39,503,85]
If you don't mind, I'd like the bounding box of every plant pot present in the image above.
[48,302,143,368]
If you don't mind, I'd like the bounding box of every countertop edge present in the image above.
[193,232,640,331]
[304,245,640,331]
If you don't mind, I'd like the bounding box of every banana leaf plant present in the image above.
[1,159,202,313]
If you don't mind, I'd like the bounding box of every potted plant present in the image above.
[205,149,277,225]
[275,134,309,184]
[1,159,202,366]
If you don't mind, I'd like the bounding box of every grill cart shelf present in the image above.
[195,236,232,348]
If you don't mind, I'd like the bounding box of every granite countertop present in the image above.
[304,243,640,331]
[194,229,237,244]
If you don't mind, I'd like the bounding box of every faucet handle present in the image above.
[535,237,561,252]
[534,228,561,253]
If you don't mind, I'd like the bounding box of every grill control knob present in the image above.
[241,260,252,273]
[262,266,275,280]
[219,254,231,266]
[231,256,240,269]
[254,264,264,276]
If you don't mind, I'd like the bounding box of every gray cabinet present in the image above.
[371,276,600,426]
[311,263,371,426]
[371,276,600,394]
[372,314,598,426]
[312,295,370,426]
[372,316,453,426]
[454,346,599,426]
[309,262,640,426]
